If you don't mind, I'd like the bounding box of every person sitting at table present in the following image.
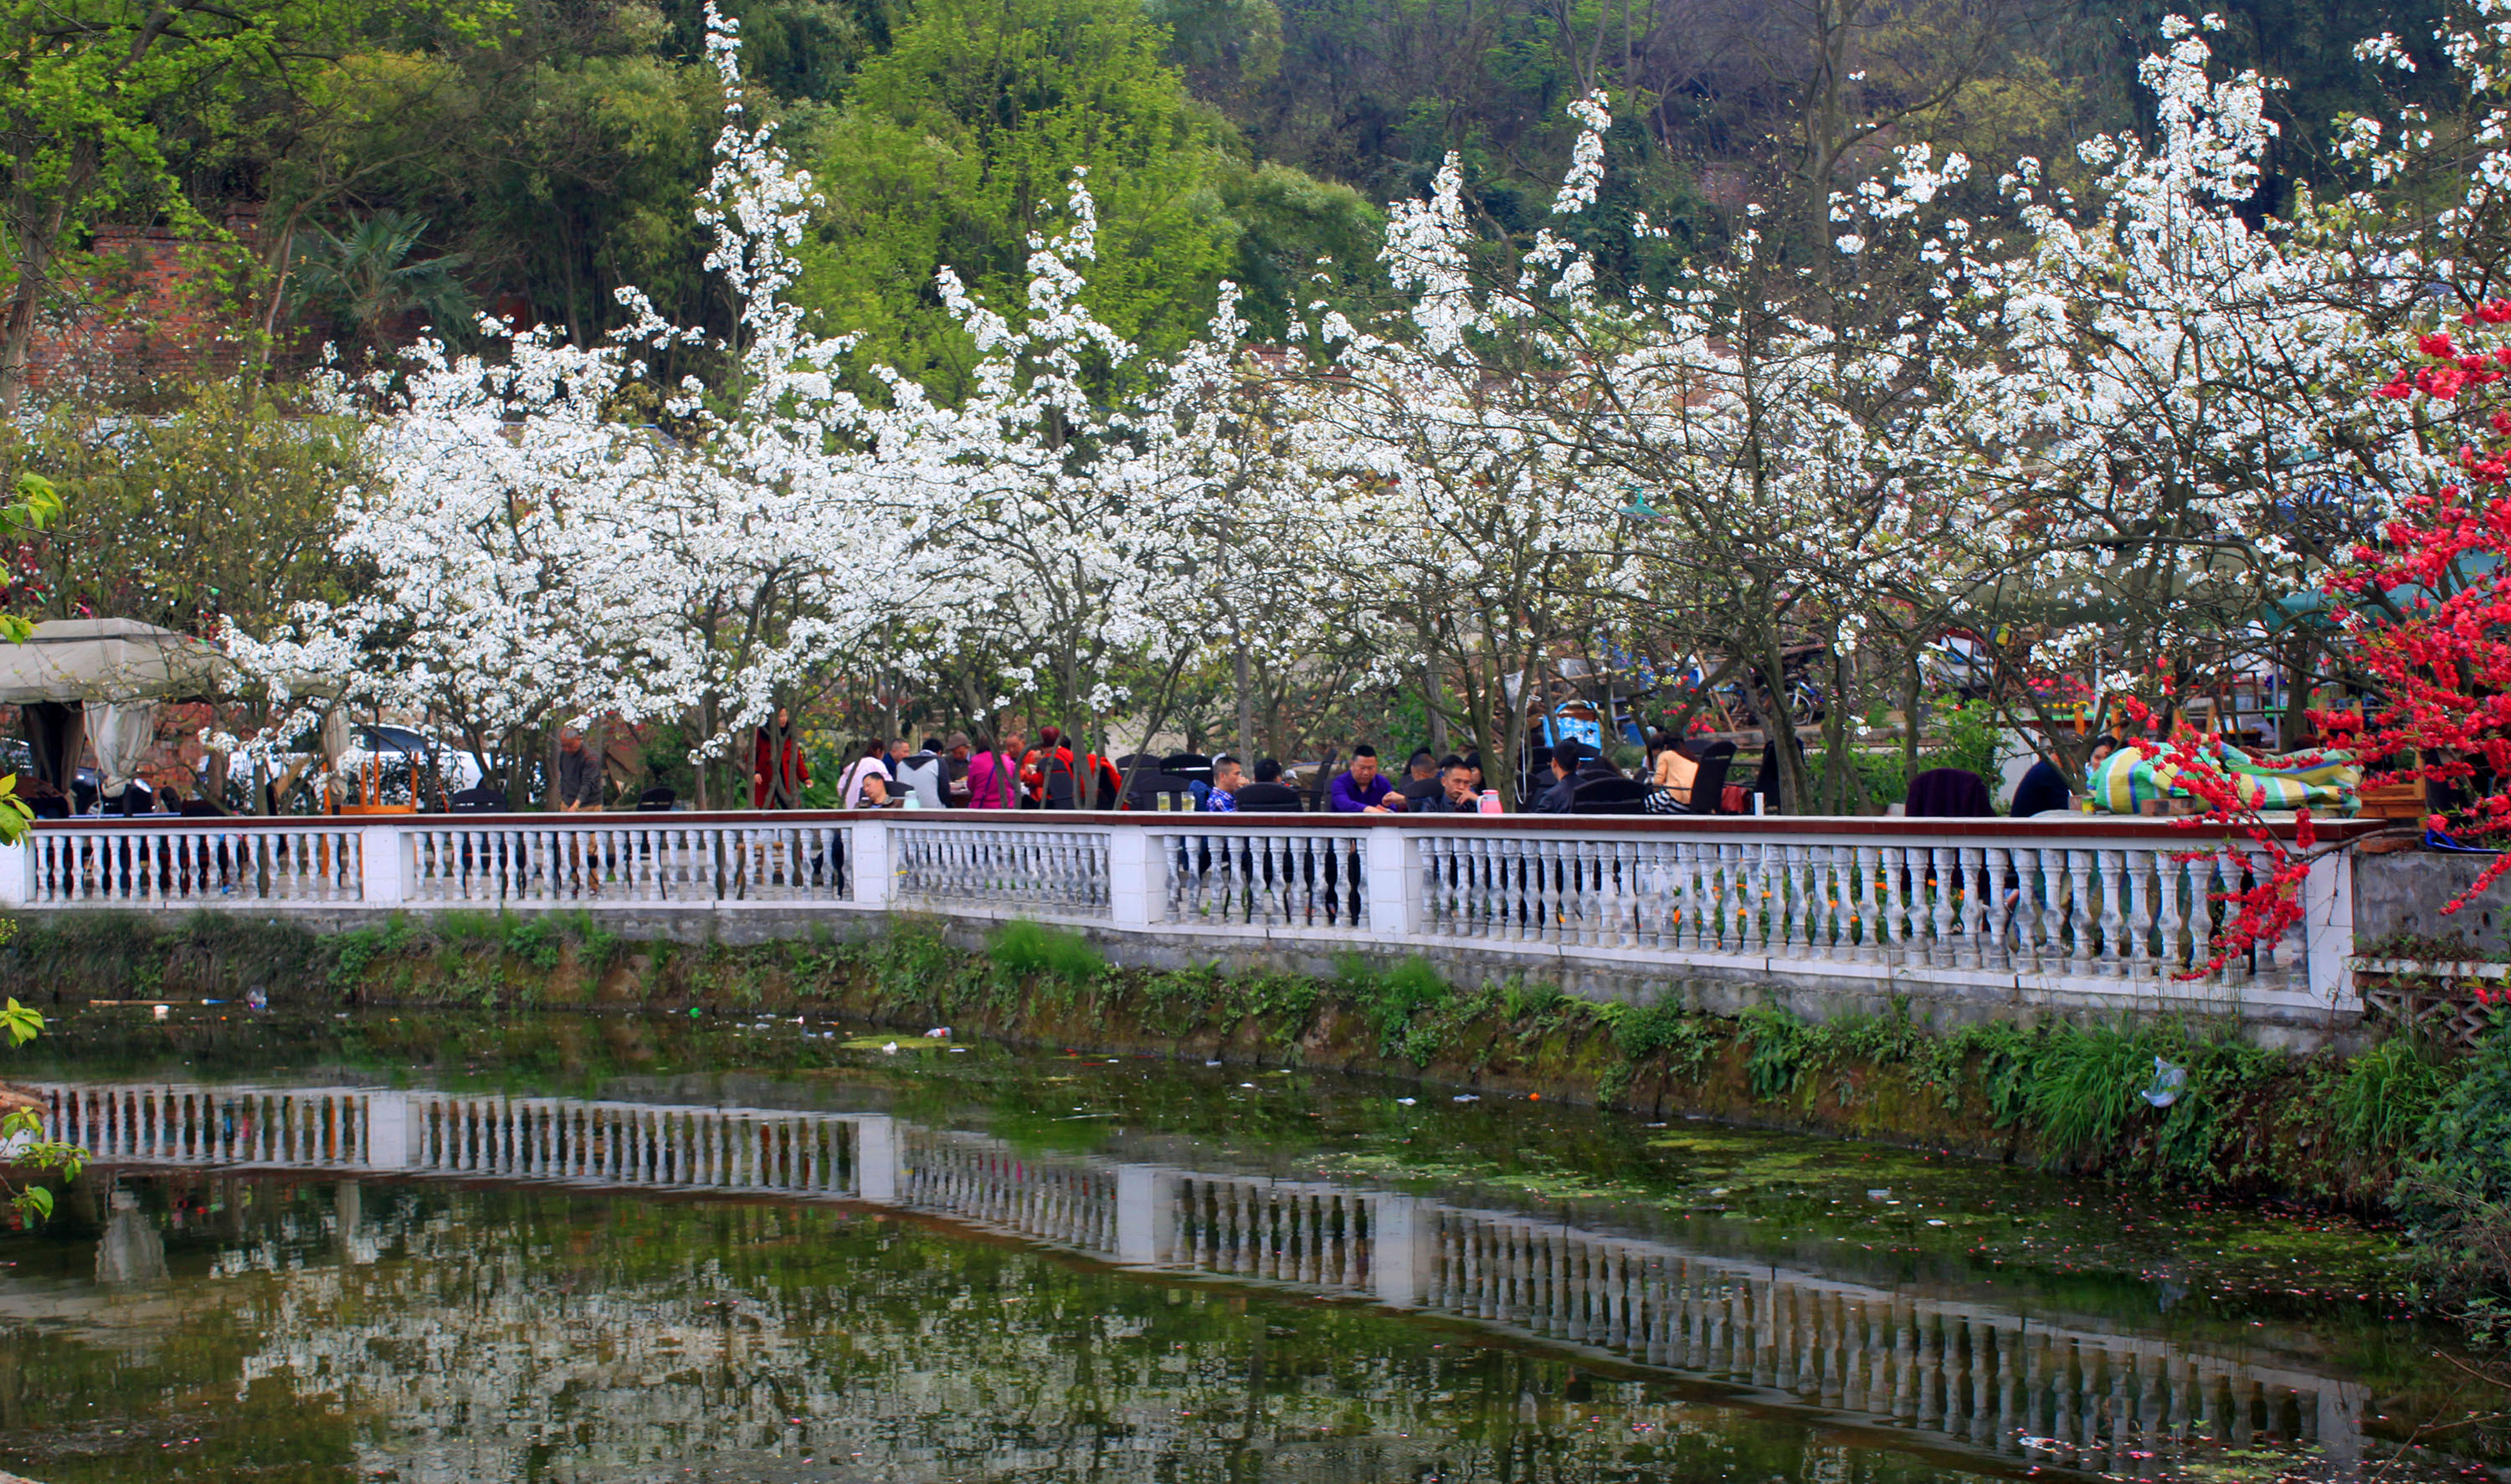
[1531,742,1583,814]
[1232,758,1304,812]
[1204,755,1245,812]
[1396,749,1442,806]
[1328,745,1402,813]
[835,740,892,808]
[2010,752,2075,817]
[1652,740,1702,809]
[1429,763,1484,812]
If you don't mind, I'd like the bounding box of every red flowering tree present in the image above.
[2343,307,2511,911]
[2096,306,2511,986]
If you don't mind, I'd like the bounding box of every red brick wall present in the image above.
[24,209,260,398]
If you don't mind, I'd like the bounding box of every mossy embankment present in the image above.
[0,908,2472,1198]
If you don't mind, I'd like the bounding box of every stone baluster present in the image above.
[1981,845,2014,971]
[1776,843,1807,955]
[1517,839,1547,942]
[1577,840,1606,947]
[1922,845,1952,968]
[1805,844,1839,959]
[1665,841,1697,952]
[2065,849,2098,978]
[2023,847,2057,976]
[2121,849,2155,979]
[1854,844,1885,963]
[2253,846,2301,994]
[1873,845,1905,964]
[2095,847,2128,975]
[1956,845,1989,968]
[2185,853,2219,982]
[1709,842,1739,951]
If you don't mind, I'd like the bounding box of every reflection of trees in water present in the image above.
[0,1178,1919,1484]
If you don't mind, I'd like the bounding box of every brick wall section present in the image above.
[24,209,260,398]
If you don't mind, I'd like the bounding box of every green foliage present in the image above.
[794,0,1240,397]
[1932,696,2005,784]
[330,915,419,989]
[2395,1024,2511,1338]
[988,918,1107,989]
[0,997,82,1225]
[1738,1004,1815,1101]
[1609,999,1711,1078]
[1810,748,1913,809]
[503,916,563,972]
[2021,1023,2152,1160]
[1335,953,1453,1061]
[288,210,476,355]
[0,377,357,639]
[2334,1035,2458,1153]
[1499,979,1564,1021]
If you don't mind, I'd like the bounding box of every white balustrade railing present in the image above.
[891,822,1110,918]
[1147,824,1372,931]
[0,813,2371,1011]
[26,819,362,906]
[1410,826,2328,998]
[405,818,850,905]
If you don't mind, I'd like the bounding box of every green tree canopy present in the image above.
[792,0,1242,397]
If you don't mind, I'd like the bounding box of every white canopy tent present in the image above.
[0,619,229,797]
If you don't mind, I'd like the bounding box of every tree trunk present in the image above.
[1234,633,1254,760]
[0,237,56,416]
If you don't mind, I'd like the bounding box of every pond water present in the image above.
[0,1005,2497,1484]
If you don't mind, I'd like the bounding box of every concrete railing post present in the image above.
[1107,826,1151,930]
[850,818,891,907]
[357,824,407,906]
[1364,826,1417,937]
[2302,843,2359,1012]
[0,838,29,908]
[362,1091,416,1170]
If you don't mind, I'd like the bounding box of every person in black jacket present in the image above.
[2010,754,2074,817]
[1231,757,1305,812]
[1531,742,1584,813]
[1396,749,1442,806]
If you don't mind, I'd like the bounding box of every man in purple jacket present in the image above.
[1328,746,1403,813]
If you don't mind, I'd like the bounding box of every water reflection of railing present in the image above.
[32,1080,2368,1470]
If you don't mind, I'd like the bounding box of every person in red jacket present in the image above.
[752,707,811,808]
[1021,725,1124,807]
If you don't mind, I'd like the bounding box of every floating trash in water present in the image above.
[1927,1218,1950,1226]
[2141,1055,2188,1107]
[881,1042,899,1054]
[1240,1083,1257,1089]
[1452,1094,1480,1103]
[924,1026,950,1039]
[1204,1060,1222,1067]
[1867,1189,1892,1201]
[244,988,268,1011]
[1396,1097,1417,1107]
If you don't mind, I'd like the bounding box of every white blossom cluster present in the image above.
[223,4,2511,775]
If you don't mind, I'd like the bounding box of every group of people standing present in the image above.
[770,724,1132,811]
[755,715,1728,815]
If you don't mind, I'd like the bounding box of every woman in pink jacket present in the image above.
[963,732,1026,809]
